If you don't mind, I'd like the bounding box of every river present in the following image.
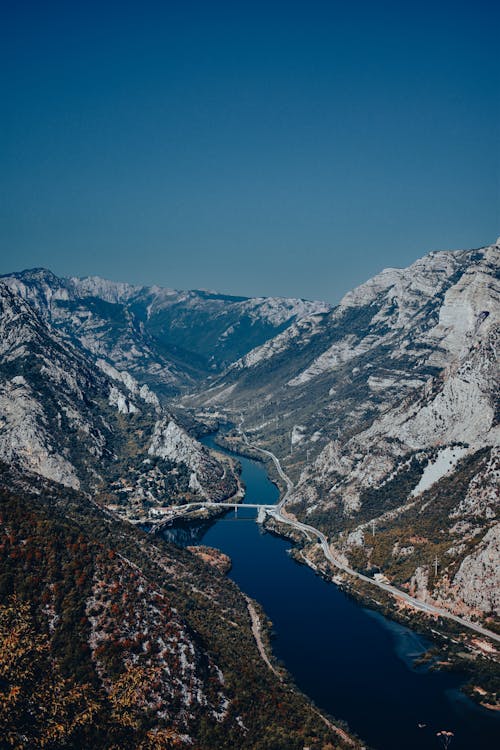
[162,433,499,750]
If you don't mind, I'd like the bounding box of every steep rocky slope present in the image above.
[0,282,237,521]
[191,240,499,624]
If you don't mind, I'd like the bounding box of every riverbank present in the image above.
[163,429,500,750]
[263,499,500,712]
[225,426,500,712]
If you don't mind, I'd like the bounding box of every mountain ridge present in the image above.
[0,267,330,394]
[187,239,500,625]
[0,238,498,743]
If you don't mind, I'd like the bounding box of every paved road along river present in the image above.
[162,433,499,750]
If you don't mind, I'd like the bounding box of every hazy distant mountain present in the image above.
[0,268,330,396]
[192,239,500,622]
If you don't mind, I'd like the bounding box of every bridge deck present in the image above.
[167,502,275,510]
[148,502,276,531]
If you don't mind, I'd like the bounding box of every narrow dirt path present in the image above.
[244,595,282,679]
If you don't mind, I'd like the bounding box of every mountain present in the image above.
[1,239,498,744]
[0,281,353,748]
[0,269,329,396]
[190,239,500,624]
[0,281,238,522]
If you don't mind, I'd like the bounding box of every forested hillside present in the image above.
[0,463,355,750]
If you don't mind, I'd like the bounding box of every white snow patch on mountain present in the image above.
[291,425,306,445]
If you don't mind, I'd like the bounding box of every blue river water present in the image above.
[163,434,499,750]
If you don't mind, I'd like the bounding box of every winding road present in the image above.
[238,419,500,646]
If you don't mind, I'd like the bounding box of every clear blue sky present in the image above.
[1,0,498,302]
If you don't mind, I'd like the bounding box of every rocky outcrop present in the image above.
[97,359,160,410]
[0,281,236,514]
[450,448,499,521]
[0,282,110,488]
[148,418,236,501]
[0,376,80,489]
[452,524,500,615]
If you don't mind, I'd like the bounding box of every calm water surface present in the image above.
[163,434,499,750]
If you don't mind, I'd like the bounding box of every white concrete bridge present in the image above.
[149,502,276,532]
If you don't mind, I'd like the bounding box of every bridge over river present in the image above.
[148,422,500,646]
[149,501,276,532]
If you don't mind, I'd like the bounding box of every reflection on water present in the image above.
[161,519,214,547]
[362,609,431,671]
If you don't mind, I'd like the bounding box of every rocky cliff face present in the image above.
[0,282,110,490]
[192,239,500,623]
[0,282,237,520]
[148,418,236,501]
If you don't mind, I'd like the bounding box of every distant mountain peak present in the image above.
[0,266,330,391]
[1,266,62,283]
[69,273,144,303]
